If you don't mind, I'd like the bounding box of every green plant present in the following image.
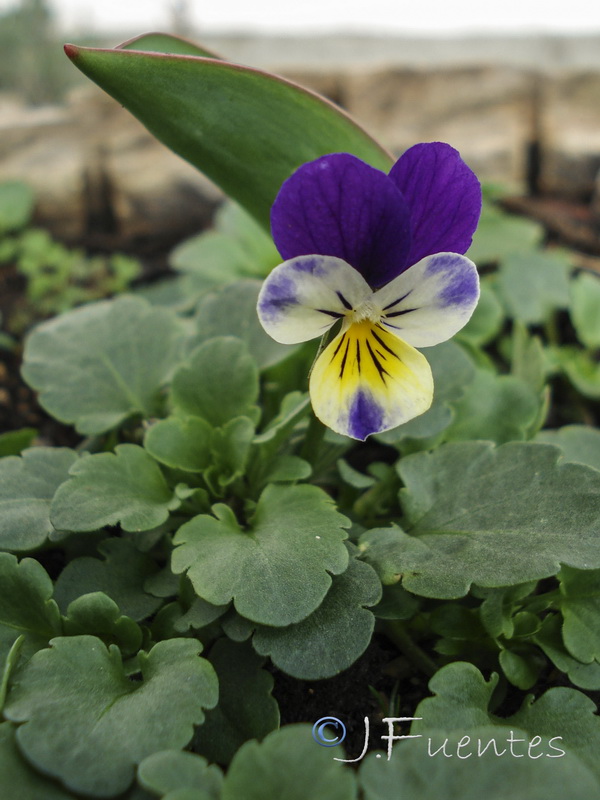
[1,31,600,800]
[0,180,140,334]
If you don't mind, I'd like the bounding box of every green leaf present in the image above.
[119,31,220,58]
[220,610,254,642]
[194,639,279,765]
[4,637,218,798]
[496,251,571,324]
[51,445,180,533]
[22,297,183,435]
[262,454,312,483]
[172,484,350,626]
[171,202,280,294]
[174,597,229,633]
[0,181,34,233]
[557,347,600,399]
[558,566,600,663]
[171,338,259,427]
[222,725,358,800]
[477,583,537,639]
[444,370,540,444]
[358,527,409,586]
[466,203,543,264]
[359,725,599,800]
[375,341,476,446]
[0,722,75,800]
[535,615,600,690]
[415,662,600,785]
[144,416,214,472]
[0,428,37,457]
[0,447,78,551]
[570,271,600,349]
[137,749,223,799]
[253,392,310,448]
[65,44,391,230]
[190,281,295,370]
[209,417,255,487]
[252,557,381,679]
[0,553,61,667]
[54,538,162,622]
[498,647,541,690]
[371,583,419,620]
[0,636,24,711]
[510,322,548,395]
[535,425,600,472]
[337,459,376,489]
[430,604,485,641]
[62,592,142,656]
[457,279,505,347]
[377,441,600,598]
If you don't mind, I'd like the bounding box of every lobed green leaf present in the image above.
[0,447,77,551]
[222,725,357,800]
[252,557,381,679]
[137,749,223,799]
[4,636,219,798]
[0,722,74,800]
[54,538,162,622]
[359,725,599,800]
[413,661,600,784]
[189,281,296,370]
[172,484,350,626]
[360,442,600,598]
[21,297,184,434]
[194,639,279,764]
[0,553,61,668]
[171,337,259,427]
[51,445,180,533]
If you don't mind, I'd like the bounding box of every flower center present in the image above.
[350,299,381,324]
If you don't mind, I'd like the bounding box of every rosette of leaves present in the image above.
[0,27,599,800]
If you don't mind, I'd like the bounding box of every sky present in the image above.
[2,0,600,35]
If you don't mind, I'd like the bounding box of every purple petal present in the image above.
[271,153,411,288]
[389,142,482,267]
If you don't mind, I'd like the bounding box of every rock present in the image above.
[539,72,600,200]
[342,66,538,184]
[0,86,221,246]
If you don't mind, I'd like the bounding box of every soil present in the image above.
[271,633,431,758]
[0,346,79,446]
[501,195,600,262]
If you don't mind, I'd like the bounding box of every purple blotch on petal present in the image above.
[257,271,298,321]
[348,390,384,440]
[389,142,482,267]
[426,254,479,307]
[271,153,412,288]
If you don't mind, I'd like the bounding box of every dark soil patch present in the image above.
[0,346,79,447]
[271,633,430,758]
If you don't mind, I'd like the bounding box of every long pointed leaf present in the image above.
[117,31,220,58]
[64,43,392,229]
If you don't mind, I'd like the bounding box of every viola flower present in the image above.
[257,142,481,440]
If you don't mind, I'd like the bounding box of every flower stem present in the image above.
[384,620,437,677]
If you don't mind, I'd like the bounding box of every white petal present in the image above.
[257,255,372,344]
[373,252,480,347]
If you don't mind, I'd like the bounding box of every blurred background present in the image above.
[1,0,600,281]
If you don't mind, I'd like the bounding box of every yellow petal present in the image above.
[309,321,433,440]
